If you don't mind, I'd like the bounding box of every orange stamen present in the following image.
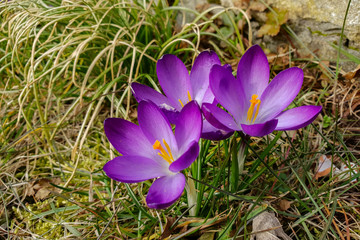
[178,90,192,108]
[246,94,261,123]
[153,139,174,164]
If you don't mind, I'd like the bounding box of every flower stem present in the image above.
[230,136,239,192]
[237,137,247,175]
[185,176,197,216]
[230,133,248,192]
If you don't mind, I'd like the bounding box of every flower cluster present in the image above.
[103,45,322,209]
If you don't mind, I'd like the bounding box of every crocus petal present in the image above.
[131,82,174,107]
[201,88,217,106]
[190,51,221,104]
[146,173,186,209]
[202,103,240,131]
[237,45,270,100]
[161,108,180,125]
[223,64,233,71]
[175,101,202,154]
[210,65,246,123]
[169,141,199,172]
[241,119,278,137]
[275,105,322,131]
[157,54,192,110]
[138,101,178,152]
[131,83,181,124]
[104,118,154,157]
[201,120,234,140]
[258,67,303,122]
[103,156,169,183]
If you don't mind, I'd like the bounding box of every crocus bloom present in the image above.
[103,100,202,209]
[203,45,322,137]
[132,51,233,140]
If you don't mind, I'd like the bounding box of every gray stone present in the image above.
[175,0,208,30]
[250,211,292,240]
[172,0,360,70]
[261,0,360,71]
[264,0,360,43]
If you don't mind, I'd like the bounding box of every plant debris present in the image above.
[26,178,61,200]
[250,211,291,240]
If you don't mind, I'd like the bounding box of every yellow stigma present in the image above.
[152,139,174,164]
[246,94,261,123]
[178,90,192,107]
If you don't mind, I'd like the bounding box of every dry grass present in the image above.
[0,0,359,239]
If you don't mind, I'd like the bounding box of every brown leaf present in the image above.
[160,217,176,240]
[257,8,288,37]
[170,213,229,238]
[233,0,250,9]
[26,178,61,200]
[314,155,334,179]
[343,99,360,118]
[258,24,280,37]
[343,64,360,80]
[250,211,291,240]
[249,1,267,12]
[314,155,358,182]
[319,60,330,72]
[279,200,291,211]
[267,46,290,67]
[129,107,137,119]
[35,188,51,200]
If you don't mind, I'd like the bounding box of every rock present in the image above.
[250,211,292,240]
[264,0,360,43]
[262,0,360,71]
[172,0,360,71]
[175,0,208,30]
[293,19,360,71]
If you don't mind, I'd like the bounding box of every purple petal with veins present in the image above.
[190,51,221,104]
[157,54,192,110]
[103,156,169,183]
[275,105,322,131]
[146,173,186,209]
[207,45,321,137]
[175,101,202,153]
[103,100,202,209]
[138,100,178,152]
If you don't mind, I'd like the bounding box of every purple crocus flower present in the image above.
[132,51,234,140]
[202,45,322,137]
[103,100,202,209]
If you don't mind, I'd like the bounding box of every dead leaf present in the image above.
[315,155,358,182]
[343,99,360,118]
[257,8,288,37]
[334,162,359,183]
[343,64,360,80]
[232,0,250,9]
[319,60,330,72]
[267,45,291,67]
[250,211,291,240]
[129,107,137,119]
[249,1,267,12]
[168,212,229,239]
[257,24,277,37]
[279,200,291,211]
[160,217,176,240]
[26,178,61,200]
[315,155,335,179]
[319,73,331,88]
